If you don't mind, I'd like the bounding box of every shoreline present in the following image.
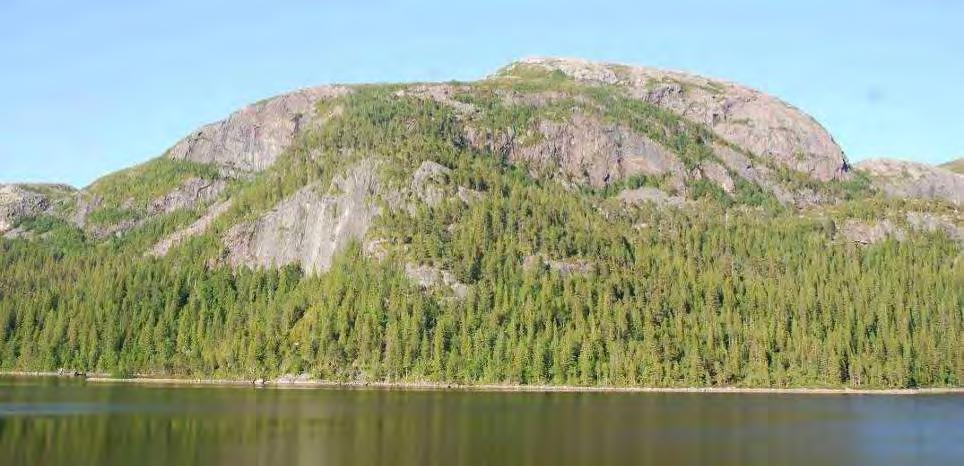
[2,371,962,395]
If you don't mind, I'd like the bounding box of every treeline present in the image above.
[0,83,961,388]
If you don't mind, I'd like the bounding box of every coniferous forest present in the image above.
[1,66,961,389]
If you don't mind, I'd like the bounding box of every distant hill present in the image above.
[1,58,961,389]
[940,158,964,174]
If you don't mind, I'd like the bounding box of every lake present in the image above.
[1,376,962,466]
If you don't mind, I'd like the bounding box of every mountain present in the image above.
[940,158,964,174]
[1,58,961,388]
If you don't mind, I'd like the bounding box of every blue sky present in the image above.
[1,0,962,187]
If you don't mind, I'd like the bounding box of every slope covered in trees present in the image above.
[1,60,961,388]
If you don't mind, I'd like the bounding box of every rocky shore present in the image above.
[4,371,960,395]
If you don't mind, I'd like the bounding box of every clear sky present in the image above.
[1,0,962,187]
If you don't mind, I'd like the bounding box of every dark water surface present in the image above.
[1,376,962,466]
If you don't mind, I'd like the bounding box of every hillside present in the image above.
[1,58,961,388]
[941,158,964,174]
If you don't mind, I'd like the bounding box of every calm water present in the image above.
[0,377,962,466]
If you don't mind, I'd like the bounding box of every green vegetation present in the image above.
[83,157,223,225]
[0,77,961,390]
[87,157,220,204]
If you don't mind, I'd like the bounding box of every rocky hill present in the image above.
[1,58,961,389]
[4,59,960,261]
[940,158,964,174]
[856,158,964,206]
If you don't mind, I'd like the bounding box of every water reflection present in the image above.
[0,377,961,466]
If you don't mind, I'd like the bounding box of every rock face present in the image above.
[404,263,469,298]
[0,184,74,233]
[224,160,381,274]
[1,185,47,232]
[405,84,478,115]
[839,212,963,245]
[522,112,685,188]
[712,144,795,205]
[411,161,452,206]
[840,219,905,245]
[465,112,686,189]
[464,107,818,204]
[157,57,851,211]
[150,178,228,214]
[70,193,100,230]
[856,158,964,206]
[696,161,735,194]
[512,57,849,182]
[168,86,350,174]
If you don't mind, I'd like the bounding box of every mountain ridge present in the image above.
[0,58,961,389]
[4,58,961,249]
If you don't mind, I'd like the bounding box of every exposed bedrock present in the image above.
[223,160,381,274]
[0,184,75,234]
[167,86,351,174]
[513,57,850,182]
[856,158,964,206]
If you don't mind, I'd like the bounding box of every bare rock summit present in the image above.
[511,57,850,182]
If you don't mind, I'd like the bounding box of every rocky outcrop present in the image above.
[464,106,826,205]
[411,161,452,206]
[362,238,392,261]
[70,193,99,229]
[223,160,380,274]
[523,255,594,277]
[510,57,849,182]
[840,219,905,245]
[906,212,963,242]
[463,106,835,206]
[466,111,686,188]
[404,263,469,298]
[149,178,227,214]
[695,161,735,194]
[457,186,483,204]
[0,184,75,233]
[856,158,964,206]
[617,187,686,207]
[404,84,478,115]
[1,185,50,232]
[75,177,228,241]
[712,144,795,205]
[148,200,233,257]
[409,160,485,208]
[839,212,962,245]
[168,86,351,174]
